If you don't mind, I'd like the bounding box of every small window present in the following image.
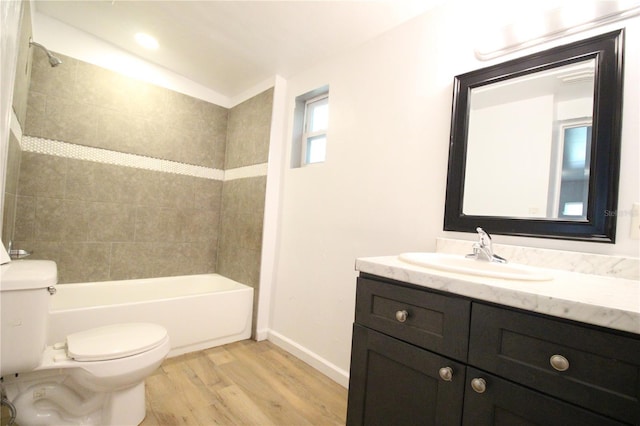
[302,95,328,164]
[291,86,329,168]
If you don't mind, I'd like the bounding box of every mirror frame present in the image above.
[444,29,624,243]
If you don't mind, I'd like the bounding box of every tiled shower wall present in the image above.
[218,89,273,327]
[25,53,228,168]
[12,153,222,283]
[5,43,273,287]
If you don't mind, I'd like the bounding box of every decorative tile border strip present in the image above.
[20,136,267,181]
[225,163,269,180]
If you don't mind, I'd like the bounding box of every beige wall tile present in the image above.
[13,196,36,241]
[184,241,217,275]
[95,110,158,157]
[42,95,99,144]
[151,242,191,277]
[75,60,136,113]
[221,177,266,218]
[181,209,220,243]
[135,207,183,243]
[135,170,196,209]
[219,209,263,251]
[88,202,136,242]
[65,159,139,204]
[17,152,67,198]
[108,241,217,281]
[110,242,157,280]
[24,91,47,137]
[225,88,273,169]
[35,198,90,242]
[216,245,262,288]
[217,176,267,288]
[11,241,111,284]
[57,242,111,283]
[194,179,222,211]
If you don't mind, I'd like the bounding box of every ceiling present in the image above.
[33,0,443,98]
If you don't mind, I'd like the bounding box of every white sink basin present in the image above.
[398,253,553,281]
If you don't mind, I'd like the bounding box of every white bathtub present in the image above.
[47,274,253,357]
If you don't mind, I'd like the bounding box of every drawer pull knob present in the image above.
[471,377,486,394]
[438,367,453,382]
[395,310,408,323]
[550,354,570,372]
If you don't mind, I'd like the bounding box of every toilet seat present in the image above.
[66,323,168,361]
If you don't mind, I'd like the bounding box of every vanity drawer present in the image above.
[463,367,626,426]
[469,303,640,424]
[355,277,470,361]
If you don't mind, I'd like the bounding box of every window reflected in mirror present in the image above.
[556,124,591,219]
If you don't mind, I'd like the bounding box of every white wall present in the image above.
[465,95,554,217]
[268,4,640,387]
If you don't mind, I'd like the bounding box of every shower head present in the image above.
[47,55,63,67]
[29,38,62,67]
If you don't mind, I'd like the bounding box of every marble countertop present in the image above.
[355,255,640,335]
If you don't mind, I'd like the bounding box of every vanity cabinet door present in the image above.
[347,324,465,426]
[355,276,471,361]
[469,303,640,424]
[462,368,626,426]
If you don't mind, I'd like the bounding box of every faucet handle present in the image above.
[476,227,490,237]
[476,227,492,248]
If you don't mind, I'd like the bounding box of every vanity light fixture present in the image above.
[134,32,159,50]
[475,0,640,60]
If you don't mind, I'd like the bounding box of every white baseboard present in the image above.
[254,328,269,341]
[267,330,349,388]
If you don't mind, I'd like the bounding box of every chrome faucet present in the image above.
[7,240,31,260]
[466,227,507,263]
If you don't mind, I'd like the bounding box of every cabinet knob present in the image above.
[438,367,453,382]
[550,354,570,372]
[395,310,408,323]
[471,377,486,394]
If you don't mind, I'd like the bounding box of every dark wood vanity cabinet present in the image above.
[348,325,466,425]
[347,275,640,426]
[347,277,470,425]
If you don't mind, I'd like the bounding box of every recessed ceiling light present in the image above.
[135,32,159,50]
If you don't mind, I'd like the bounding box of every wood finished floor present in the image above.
[140,340,347,426]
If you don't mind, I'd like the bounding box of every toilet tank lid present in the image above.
[0,260,57,291]
[66,323,168,361]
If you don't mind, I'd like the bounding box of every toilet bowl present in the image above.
[0,260,170,425]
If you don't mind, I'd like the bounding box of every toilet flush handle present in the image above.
[47,286,56,295]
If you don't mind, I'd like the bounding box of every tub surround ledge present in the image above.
[355,255,640,335]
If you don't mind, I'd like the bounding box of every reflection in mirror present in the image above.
[444,30,624,242]
[463,59,595,220]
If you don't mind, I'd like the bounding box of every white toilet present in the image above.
[0,259,170,425]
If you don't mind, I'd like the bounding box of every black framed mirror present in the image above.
[444,29,624,243]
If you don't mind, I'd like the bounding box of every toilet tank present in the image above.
[0,260,57,377]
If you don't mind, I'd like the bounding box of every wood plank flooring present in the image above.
[141,340,348,425]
